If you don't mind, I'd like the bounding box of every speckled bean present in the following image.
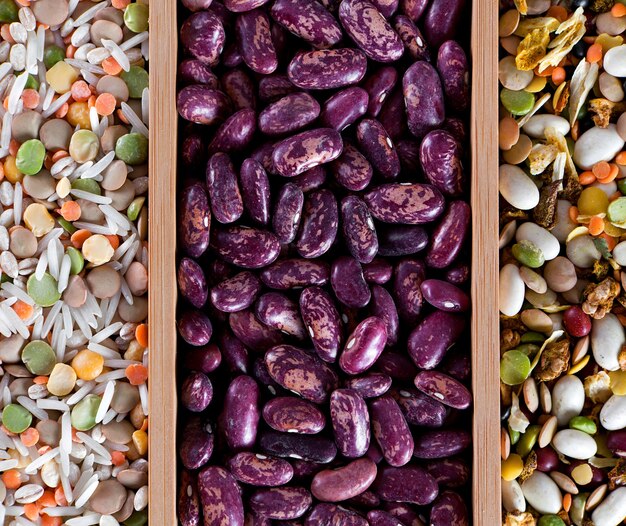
[373,465,439,505]
[299,286,343,363]
[255,292,306,339]
[403,61,445,139]
[207,153,244,224]
[331,256,371,308]
[223,375,260,451]
[330,388,371,458]
[370,396,414,466]
[211,271,262,313]
[365,183,445,224]
[356,119,401,180]
[273,183,304,244]
[198,467,245,526]
[320,87,369,131]
[211,225,281,269]
[408,311,465,369]
[288,49,368,90]
[273,129,343,178]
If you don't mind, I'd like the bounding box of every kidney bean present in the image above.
[179,182,211,259]
[252,141,278,174]
[250,487,312,520]
[357,119,401,180]
[330,388,370,458]
[260,430,338,463]
[377,225,428,257]
[177,85,232,125]
[273,129,344,178]
[365,183,445,224]
[211,271,262,313]
[331,144,374,192]
[179,470,201,526]
[179,59,219,87]
[395,139,421,174]
[423,0,466,49]
[229,452,294,486]
[288,49,368,90]
[348,490,381,509]
[229,309,284,351]
[378,88,407,140]
[246,514,272,526]
[345,373,392,399]
[341,196,378,264]
[384,503,426,526]
[562,305,592,337]
[178,257,208,308]
[419,130,464,197]
[311,458,378,502]
[263,397,326,434]
[408,311,465,369]
[446,264,470,285]
[219,330,251,373]
[221,69,257,110]
[425,458,470,488]
[181,371,213,412]
[198,467,245,526]
[305,504,369,526]
[296,189,340,258]
[440,348,470,381]
[429,491,468,526]
[259,75,299,102]
[364,259,394,284]
[207,153,244,224]
[208,109,257,156]
[437,41,469,113]
[340,317,388,375]
[181,11,226,65]
[273,183,304,244]
[270,0,342,48]
[292,166,328,193]
[425,200,470,268]
[181,131,206,169]
[403,61,445,139]
[364,67,398,118]
[607,430,626,457]
[260,259,330,289]
[256,292,307,339]
[370,396,414,466]
[223,375,260,451]
[179,309,213,347]
[225,0,269,11]
[372,0,398,17]
[211,225,281,268]
[393,259,424,323]
[184,343,222,374]
[236,9,277,74]
[414,370,471,409]
[391,388,446,428]
[300,286,343,363]
[400,0,429,20]
[374,465,439,505]
[331,256,371,308]
[180,419,214,470]
[394,15,429,60]
[240,158,271,225]
[412,429,471,459]
[320,87,369,131]
[376,352,418,382]
[367,510,405,526]
[223,43,244,67]
[260,93,321,136]
[341,0,403,57]
[368,285,399,346]
[420,279,469,312]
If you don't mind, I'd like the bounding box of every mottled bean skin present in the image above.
[260,93,321,136]
[292,166,328,193]
[412,429,471,459]
[408,311,465,369]
[357,119,401,180]
[403,61,445,139]
[369,285,399,346]
[273,129,343,178]
[370,396,414,466]
[320,87,369,131]
[391,388,446,428]
[330,388,370,458]
[181,131,206,169]
[260,430,338,463]
[365,183,445,224]
[221,69,257,111]
[250,487,312,520]
[331,144,374,191]
[423,0,466,49]
[198,466,245,526]
[179,470,201,526]
[223,375,260,451]
[420,279,469,312]
[270,0,343,48]
[371,0,397,17]
[393,259,424,323]
[181,11,226,65]
[259,75,299,102]
[311,458,378,502]
[331,256,371,308]
[177,85,232,125]
[179,182,210,258]
[178,257,208,308]
[219,330,251,374]
[419,130,464,197]
[211,271,262,313]
[437,41,469,113]
[211,225,281,268]
[179,59,219,87]
[181,371,213,412]
[208,109,257,155]
[225,0,270,12]
[414,370,471,409]
[400,0,429,20]
[261,259,330,289]
[229,309,284,352]
[378,88,407,140]
[340,317,388,375]
[223,43,244,67]
[263,397,326,434]
[265,345,339,403]
[255,292,307,339]
[288,49,368,90]
[364,259,393,284]
[364,67,397,118]
[345,372,392,398]
[273,183,304,244]
[425,458,470,488]
[179,309,213,347]
[394,15,429,60]
[367,510,405,526]
[349,490,381,508]
[184,343,222,374]
[296,189,339,259]
[425,201,470,268]
[180,419,214,470]
[229,452,294,486]
[377,225,428,257]
[377,352,418,382]
[305,504,369,526]
[207,153,244,224]
[240,158,271,225]
[341,195,378,264]
[396,139,421,173]
[373,465,438,505]
[236,9,278,74]
[430,491,468,526]
[299,286,343,363]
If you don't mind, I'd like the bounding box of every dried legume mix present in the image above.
[499,0,626,525]
[176,0,473,524]
[0,0,150,523]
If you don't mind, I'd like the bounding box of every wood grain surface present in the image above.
[148,0,178,522]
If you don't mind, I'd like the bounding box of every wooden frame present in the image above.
[147,0,502,523]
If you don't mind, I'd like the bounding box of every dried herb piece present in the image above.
[534,180,560,229]
[582,277,620,319]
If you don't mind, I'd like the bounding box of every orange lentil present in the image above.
[51,150,69,163]
[563,493,572,513]
[9,139,19,157]
[59,201,81,222]
[117,108,130,124]
[70,80,92,102]
[2,469,22,490]
[136,323,148,347]
[105,234,120,250]
[593,161,611,179]
[616,152,626,166]
[65,44,76,59]
[112,0,131,8]
[589,215,605,236]
[600,232,617,251]
[569,206,579,223]
[71,427,82,442]
[140,417,148,432]
[95,92,116,116]
[0,162,4,182]
[21,89,40,109]
[551,66,566,86]
[547,5,568,21]
[612,3,626,16]
[2,97,8,110]
[579,171,596,185]
[15,0,31,6]
[70,229,92,248]
[587,43,603,63]
[12,300,34,321]
[41,516,63,526]
[20,427,40,447]
[610,191,622,202]
[535,65,554,77]
[54,487,68,507]
[33,376,48,385]
[126,364,149,385]
[102,56,123,76]
[87,94,97,108]
[38,491,57,508]
[111,450,126,466]
[24,503,40,521]
[54,102,69,119]
[1,25,15,44]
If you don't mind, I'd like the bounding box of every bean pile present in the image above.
[499,0,626,525]
[176,0,473,524]
[0,0,150,524]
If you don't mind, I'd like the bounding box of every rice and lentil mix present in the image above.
[499,0,626,525]
[0,0,150,523]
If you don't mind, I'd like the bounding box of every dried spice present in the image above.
[608,459,626,490]
[534,338,570,381]
[533,180,560,229]
[582,277,621,319]
[516,27,550,71]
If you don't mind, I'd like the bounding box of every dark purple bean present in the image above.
[259,75,299,103]
[181,131,206,169]
[263,397,326,434]
[207,153,244,224]
[408,311,465,369]
[444,117,467,144]
[370,396,414,467]
[246,514,272,526]
[419,130,464,197]
[414,370,471,410]
[345,372,392,398]
[180,419,214,470]
[420,279,469,312]
[292,166,328,193]
[288,49,368,90]
[363,259,393,284]
[340,317,387,375]
[423,0,466,49]
[181,371,213,412]
[259,93,321,136]
[339,0,402,62]
[180,12,225,66]
[440,348,470,381]
[198,467,245,526]
[393,259,424,323]
[296,189,339,259]
[179,182,210,258]
[299,286,343,363]
[376,352,417,382]
[607,431,626,457]
[273,129,343,178]
[219,330,251,373]
[273,183,304,244]
[208,109,257,155]
[223,43,244,67]
[425,458,470,488]
[236,9,277,74]
[395,139,420,173]
[364,66,398,118]
[429,491,468,526]
[270,0,342,48]
[331,144,374,192]
[320,87,369,131]
[240,158,271,225]
[211,225,281,268]
[366,441,385,464]
[412,429,471,459]
[224,0,269,12]
[184,343,222,373]
[371,0,398,17]
[446,263,470,285]
[356,119,400,180]
[403,62,445,139]
[211,271,262,313]
[223,375,260,451]
[182,0,213,11]
[179,309,213,347]
[378,88,407,141]
[311,458,378,502]
[291,460,324,480]
[331,256,371,308]
[260,430,338,463]
[255,292,306,339]
[425,201,470,269]
[261,259,330,289]
[330,388,370,458]
[349,490,381,509]
[377,225,428,257]
[368,285,399,346]
[305,504,369,526]
[229,452,294,486]
[373,465,438,505]
[437,41,469,113]
[394,15,429,60]
[341,195,378,264]
[178,470,201,526]
[391,388,446,428]
[365,183,444,224]
[179,59,219,87]
[177,85,232,125]
[178,257,208,308]
[252,141,278,174]
[229,309,284,351]
[221,68,257,110]
[367,510,405,526]
[400,0,429,20]
[384,504,426,526]
[265,345,339,403]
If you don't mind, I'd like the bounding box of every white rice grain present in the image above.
[42,91,72,118]
[73,1,108,26]
[17,396,48,421]
[87,341,122,359]
[121,102,148,137]
[91,321,123,344]
[37,399,69,411]
[139,383,148,416]
[61,411,72,454]
[101,39,129,71]
[95,381,115,423]
[77,432,111,461]
[57,254,71,293]
[40,299,62,338]
[69,189,112,205]
[24,448,59,475]
[1,112,12,150]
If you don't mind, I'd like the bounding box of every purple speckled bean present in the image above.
[311,458,377,502]
[236,9,277,74]
[393,259,424,323]
[330,388,370,458]
[395,139,420,173]
[299,286,343,363]
[261,259,330,289]
[219,330,250,374]
[305,504,369,526]
[179,470,201,526]
[420,279,469,312]
[378,88,407,141]
[221,69,257,110]
[331,144,373,192]
[229,309,284,352]
[211,271,262,313]
[259,93,321,136]
[445,117,467,144]
[291,166,328,193]
[429,491,468,526]
[270,0,342,48]
[370,396,414,467]
[296,189,339,259]
[414,370,471,409]
[373,465,438,505]
[394,15,429,60]
[371,0,398,17]
[259,74,299,102]
[363,259,393,285]
[412,429,471,459]
[260,430,338,463]
[425,458,470,488]
[384,504,426,526]
[365,183,445,224]
[180,419,214,470]
[179,309,213,347]
[245,514,272,526]
[367,510,405,526]
[348,490,381,508]
[437,41,469,113]
[263,397,326,434]
[181,131,205,169]
[320,87,369,131]
[229,452,294,486]
[177,85,232,125]
[273,183,304,244]
[377,225,428,257]
[211,225,281,268]
[288,49,367,90]
[369,285,399,346]
[419,130,464,197]
[341,195,378,264]
[423,0,466,49]
[255,292,306,339]
[331,256,371,308]
[179,59,219,87]
[273,129,343,178]
[345,372,392,398]
[425,200,470,269]
[441,348,470,381]
[376,352,417,382]
[340,317,387,375]
[607,431,626,457]
[182,0,213,11]
[179,182,210,258]
[224,0,269,12]
[181,11,225,65]
[403,62,445,139]
[408,311,465,369]
[208,109,257,155]
[223,43,244,67]
[364,66,398,118]
[184,343,222,374]
[339,0,403,61]
[400,0,429,20]
[178,257,208,308]
[207,153,244,224]
[265,345,339,403]
[181,371,213,412]
[446,263,470,285]
[356,119,400,180]
[198,466,245,526]
[391,388,446,428]
[223,375,260,451]
[240,158,271,225]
